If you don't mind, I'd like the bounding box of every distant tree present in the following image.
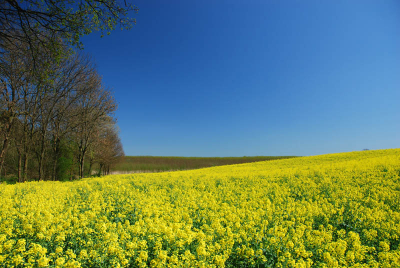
[94,120,124,176]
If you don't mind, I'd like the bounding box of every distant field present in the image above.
[111,155,298,173]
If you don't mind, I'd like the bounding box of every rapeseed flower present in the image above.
[0,149,398,267]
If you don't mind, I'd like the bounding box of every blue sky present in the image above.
[81,0,400,156]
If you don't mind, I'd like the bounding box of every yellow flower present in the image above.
[55,257,65,266]
[0,149,398,267]
[79,249,88,259]
[379,241,390,252]
[12,255,24,266]
[37,256,50,267]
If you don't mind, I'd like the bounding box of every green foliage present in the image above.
[0,175,18,184]
[1,0,139,68]
[57,157,73,181]
[56,140,75,181]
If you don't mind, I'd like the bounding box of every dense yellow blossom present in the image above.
[0,149,399,267]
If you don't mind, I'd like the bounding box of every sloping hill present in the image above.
[0,149,399,267]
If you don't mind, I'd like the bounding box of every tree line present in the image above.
[0,0,137,182]
[0,39,124,182]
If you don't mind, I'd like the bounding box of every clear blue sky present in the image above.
[81,0,400,157]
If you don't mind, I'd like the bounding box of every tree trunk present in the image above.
[99,163,103,177]
[23,152,29,182]
[79,156,84,179]
[78,145,87,179]
[51,138,60,180]
[37,127,48,181]
[0,78,15,178]
[38,143,46,181]
[52,158,58,181]
[18,153,22,182]
[0,119,13,178]
[88,157,93,177]
[0,138,9,180]
[38,155,44,181]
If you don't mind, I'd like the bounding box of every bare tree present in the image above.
[73,80,117,179]
[95,121,124,176]
[0,33,122,182]
[0,39,29,177]
[48,53,98,180]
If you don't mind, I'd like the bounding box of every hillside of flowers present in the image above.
[0,149,399,267]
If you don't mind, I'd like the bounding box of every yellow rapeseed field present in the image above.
[0,149,399,267]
